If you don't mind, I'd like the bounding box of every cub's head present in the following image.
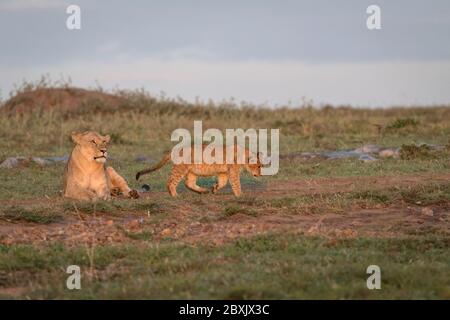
[245,152,263,177]
[71,131,111,163]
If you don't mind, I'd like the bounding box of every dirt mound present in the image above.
[1,87,126,115]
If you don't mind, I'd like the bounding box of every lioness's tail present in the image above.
[136,151,171,180]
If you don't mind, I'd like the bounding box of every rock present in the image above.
[45,154,69,163]
[127,219,141,230]
[0,154,69,168]
[279,152,324,161]
[0,156,29,169]
[421,207,434,217]
[354,145,381,154]
[160,228,173,237]
[32,157,53,166]
[422,144,445,151]
[322,150,359,159]
[359,154,378,162]
[379,148,400,159]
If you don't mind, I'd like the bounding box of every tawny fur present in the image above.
[136,144,262,197]
[63,131,139,200]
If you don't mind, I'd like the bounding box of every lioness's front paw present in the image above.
[100,194,111,201]
[128,189,140,199]
[110,187,121,197]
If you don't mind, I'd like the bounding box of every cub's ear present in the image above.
[71,132,82,144]
[258,153,271,166]
[257,152,265,162]
[104,135,111,143]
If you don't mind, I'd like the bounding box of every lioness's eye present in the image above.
[91,140,96,144]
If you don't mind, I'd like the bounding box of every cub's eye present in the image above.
[90,140,96,144]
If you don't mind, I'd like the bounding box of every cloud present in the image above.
[0,0,65,11]
[1,58,449,107]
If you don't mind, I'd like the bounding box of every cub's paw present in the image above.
[128,189,140,199]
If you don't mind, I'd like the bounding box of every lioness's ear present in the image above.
[104,135,111,143]
[71,132,82,144]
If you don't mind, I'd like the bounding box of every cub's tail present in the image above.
[136,151,171,180]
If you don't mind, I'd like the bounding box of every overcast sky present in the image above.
[1,0,449,107]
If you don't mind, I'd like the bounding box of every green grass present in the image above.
[2,181,449,224]
[0,234,448,299]
[0,206,62,224]
[0,158,449,201]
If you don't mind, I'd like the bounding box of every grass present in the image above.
[0,157,449,201]
[222,205,258,218]
[0,206,62,224]
[1,180,448,230]
[0,233,448,299]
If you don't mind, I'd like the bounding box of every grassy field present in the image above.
[0,84,449,299]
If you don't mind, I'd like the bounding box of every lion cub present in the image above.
[136,144,262,197]
[64,131,139,200]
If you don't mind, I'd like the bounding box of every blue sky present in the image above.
[1,0,449,106]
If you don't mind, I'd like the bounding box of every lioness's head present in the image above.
[71,131,111,163]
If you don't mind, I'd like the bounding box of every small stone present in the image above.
[354,145,380,154]
[160,228,172,236]
[106,220,114,226]
[359,154,378,162]
[44,154,69,163]
[0,156,28,169]
[128,219,140,229]
[32,157,53,166]
[379,148,400,159]
[421,207,434,216]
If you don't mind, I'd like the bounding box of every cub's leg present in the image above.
[106,166,139,199]
[185,172,209,194]
[212,173,228,194]
[167,166,188,197]
[228,167,242,197]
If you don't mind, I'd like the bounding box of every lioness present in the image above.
[135,144,262,197]
[63,131,139,200]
